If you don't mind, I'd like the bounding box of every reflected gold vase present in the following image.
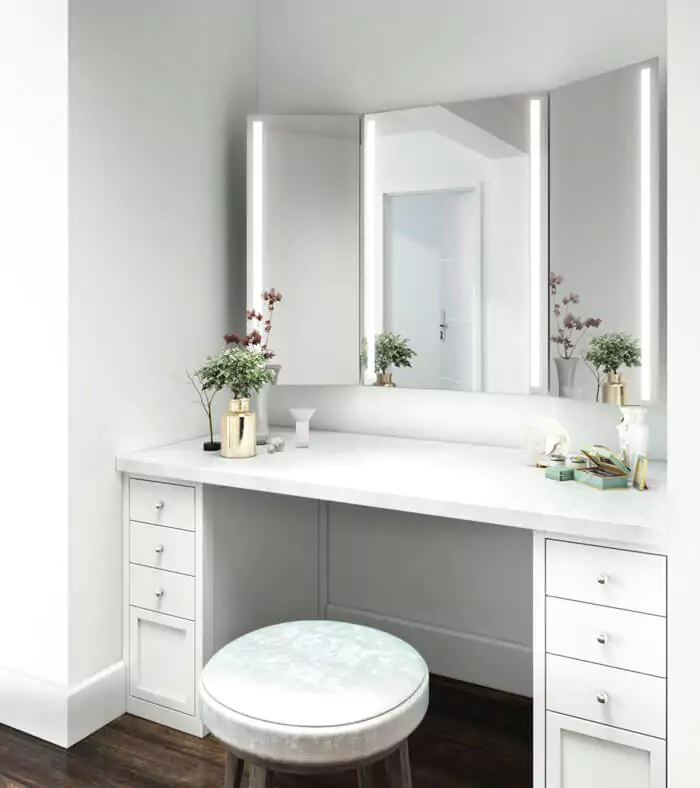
[221,398,257,459]
[602,373,626,406]
[375,372,396,387]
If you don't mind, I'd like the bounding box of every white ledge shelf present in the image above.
[117,430,668,549]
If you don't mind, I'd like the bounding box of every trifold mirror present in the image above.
[247,59,660,403]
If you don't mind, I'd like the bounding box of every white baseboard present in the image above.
[327,605,533,697]
[67,660,126,746]
[0,665,69,746]
[0,660,126,747]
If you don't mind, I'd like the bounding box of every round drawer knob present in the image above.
[154,545,164,554]
[597,573,609,585]
[154,589,164,599]
[597,632,609,645]
[155,501,165,512]
[596,692,609,705]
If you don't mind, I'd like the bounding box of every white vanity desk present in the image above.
[117,430,669,788]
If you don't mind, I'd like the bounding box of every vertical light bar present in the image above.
[251,119,264,313]
[529,98,543,389]
[363,117,377,383]
[640,67,652,402]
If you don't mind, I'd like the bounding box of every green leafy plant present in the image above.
[201,346,275,401]
[584,332,641,401]
[374,332,416,374]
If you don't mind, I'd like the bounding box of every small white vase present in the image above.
[617,406,649,470]
[255,364,282,445]
[289,408,316,448]
[554,357,580,399]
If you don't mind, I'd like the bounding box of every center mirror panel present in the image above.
[362,97,547,394]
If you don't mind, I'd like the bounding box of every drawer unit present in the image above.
[130,521,195,576]
[130,564,195,620]
[546,597,666,677]
[129,607,195,715]
[546,540,666,616]
[546,654,666,739]
[130,479,195,531]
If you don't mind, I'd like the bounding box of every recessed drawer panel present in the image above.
[130,521,195,576]
[130,564,195,620]
[129,479,195,531]
[547,597,666,677]
[547,654,666,739]
[546,540,666,616]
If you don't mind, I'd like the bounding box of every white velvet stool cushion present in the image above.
[198,620,429,766]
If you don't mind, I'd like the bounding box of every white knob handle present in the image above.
[155,545,164,554]
[154,589,164,599]
[597,573,609,586]
[597,632,609,645]
[597,692,609,705]
[155,500,165,511]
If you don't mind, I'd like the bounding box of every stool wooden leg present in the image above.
[224,752,244,788]
[385,740,413,788]
[357,765,374,787]
[248,764,273,788]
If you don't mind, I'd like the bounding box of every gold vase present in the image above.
[221,398,257,459]
[602,372,626,406]
[375,372,396,387]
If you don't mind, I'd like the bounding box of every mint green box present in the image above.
[574,469,629,490]
[546,467,575,482]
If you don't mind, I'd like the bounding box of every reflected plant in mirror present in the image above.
[372,332,417,387]
[583,332,641,406]
[549,273,601,398]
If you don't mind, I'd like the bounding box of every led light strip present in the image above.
[640,67,652,402]
[251,119,264,312]
[529,98,543,390]
[363,117,377,382]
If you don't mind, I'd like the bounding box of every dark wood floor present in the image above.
[0,677,531,788]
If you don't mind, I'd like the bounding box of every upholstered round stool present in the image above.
[199,620,429,787]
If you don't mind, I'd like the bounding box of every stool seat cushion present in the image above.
[199,620,429,765]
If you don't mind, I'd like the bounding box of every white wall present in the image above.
[68,0,257,690]
[262,0,667,458]
[259,0,665,114]
[667,2,700,786]
[0,0,70,740]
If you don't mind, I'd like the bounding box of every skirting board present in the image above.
[67,660,126,746]
[327,605,533,697]
[0,660,126,748]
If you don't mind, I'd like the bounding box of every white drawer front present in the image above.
[546,540,666,616]
[546,597,666,677]
[129,607,195,715]
[130,564,195,620]
[130,479,195,531]
[547,654,666,739]
[130,521,195,576]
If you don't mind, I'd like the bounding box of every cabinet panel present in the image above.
[129,607,195,715]
[546,540,666,615]
[546,712,665,788]
[546,597,666,677]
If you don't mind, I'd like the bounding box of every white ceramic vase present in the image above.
[617,406,649,470]
[554,357,579,398]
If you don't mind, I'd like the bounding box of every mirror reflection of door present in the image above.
[384,189,482,391]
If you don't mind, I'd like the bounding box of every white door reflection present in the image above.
[384,189,482,391]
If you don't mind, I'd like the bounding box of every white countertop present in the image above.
[117,430,668,548]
